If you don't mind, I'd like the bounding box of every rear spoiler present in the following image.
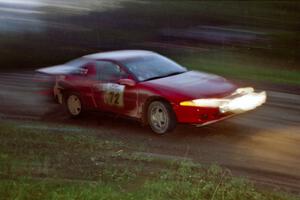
[36,65,79,75]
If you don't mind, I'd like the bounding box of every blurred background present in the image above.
[1,0,300,89]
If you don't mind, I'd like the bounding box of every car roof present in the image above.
[83,50,156,62]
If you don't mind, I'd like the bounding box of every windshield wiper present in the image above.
[143,71,186,82]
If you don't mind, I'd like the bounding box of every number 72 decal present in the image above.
[102,83,125,107]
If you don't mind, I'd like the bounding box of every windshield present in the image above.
[123,54,187,81]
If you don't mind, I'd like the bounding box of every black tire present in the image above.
[65,93,83,118]
[147,101,177,134]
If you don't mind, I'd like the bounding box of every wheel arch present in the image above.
[58,82,82,102]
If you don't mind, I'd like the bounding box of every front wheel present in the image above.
[147,101,176,134]
[65,93,83,118]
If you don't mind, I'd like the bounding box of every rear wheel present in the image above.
[65,93,82,118]
[147,101,176,134]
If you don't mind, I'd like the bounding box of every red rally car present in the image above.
[37,50,266,134]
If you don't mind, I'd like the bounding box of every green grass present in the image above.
[0,121,299,200]
[178,51,300,86]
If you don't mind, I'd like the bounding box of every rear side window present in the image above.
[95,61,127,82]
[82,63,97,80]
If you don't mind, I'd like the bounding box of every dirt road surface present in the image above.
[0,72,299,194]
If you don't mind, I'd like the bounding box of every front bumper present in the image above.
[174,89,267,125]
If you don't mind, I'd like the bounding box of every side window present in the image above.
[95,61,127,82]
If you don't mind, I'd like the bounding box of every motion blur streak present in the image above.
[0,7,44,14]
[0,0,42,6]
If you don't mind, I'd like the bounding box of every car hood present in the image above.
[142,71,238,100]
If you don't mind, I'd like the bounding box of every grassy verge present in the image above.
[0,121,298,200]
[177,50,300,86]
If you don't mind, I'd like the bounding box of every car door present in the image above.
[92,60,138,117]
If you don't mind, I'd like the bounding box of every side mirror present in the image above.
[118,78,136,87]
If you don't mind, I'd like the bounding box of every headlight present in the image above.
[179,87,266,113]
[180,99,228,107]
[219,91,266,113]
[234,87,254,94]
